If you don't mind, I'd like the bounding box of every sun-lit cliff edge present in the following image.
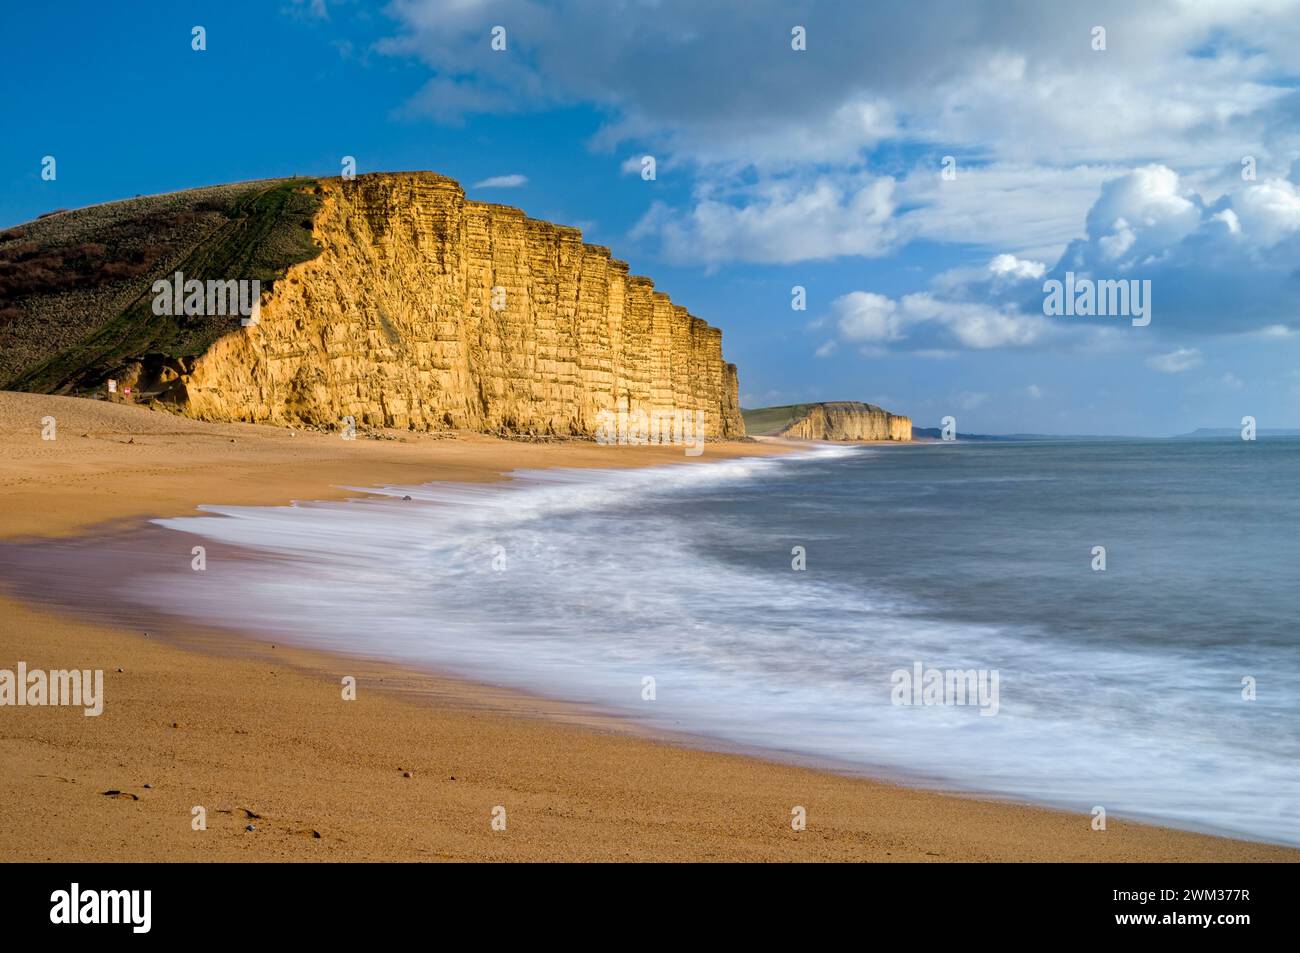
[1,172,745,438]
[743,401,911,441]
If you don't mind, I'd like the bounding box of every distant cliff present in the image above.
[1,172,745,439]
[743,401,911,442]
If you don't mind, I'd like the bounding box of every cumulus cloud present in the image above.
[1051,165,1300,334]
[1083,165,1202,266]
[989,254,1046,281]
[827,159,1300,358]
[1233,177,1300,246]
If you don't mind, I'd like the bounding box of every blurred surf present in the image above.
[145,439,1300,844]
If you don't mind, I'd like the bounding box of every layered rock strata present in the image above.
[171,173,744,437]
[771,401,911,441]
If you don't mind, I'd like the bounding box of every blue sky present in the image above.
[3,0,1299,435]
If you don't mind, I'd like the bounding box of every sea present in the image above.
[139,438,1300,845]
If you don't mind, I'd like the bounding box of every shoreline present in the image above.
[7,523,1292,854]
[2,392,1296,861]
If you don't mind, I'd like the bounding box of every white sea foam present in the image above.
[144,444,1300,845]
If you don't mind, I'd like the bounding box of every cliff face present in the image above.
[780,402,911,441]
[744,401,911,441]
[168,173,744,438]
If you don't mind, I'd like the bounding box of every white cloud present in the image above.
[989,253,1046,281]
[829,289,1050,351]
[902,293,1047,349]
[381,0,1300,176]
[472,174,528,188]
[1097,219,1137,261]
[1052,166,1300,334]
[835,292,905,343]
[632,175,897,265]
[378,0,1300,291]
[597,96,899,171]
[1026,384,1043,399]
[897,163,1120,261]
[1146,347,1203,373]
[1233,178,1300,246]
[1084,165,1202,265]
[823,161,1300,359]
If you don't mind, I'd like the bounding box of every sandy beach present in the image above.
[1,391,1295,862]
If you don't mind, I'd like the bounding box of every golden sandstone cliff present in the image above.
[5,174,917,445]
[173,173,744,438]
[744,401,911,442]
[780,402,912,441]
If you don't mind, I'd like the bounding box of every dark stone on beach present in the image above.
[246,825,255,832]
[403,495,412,501]
[403,771,413,778]
[143,784,152,789]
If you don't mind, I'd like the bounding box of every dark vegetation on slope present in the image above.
[0,178,322,393]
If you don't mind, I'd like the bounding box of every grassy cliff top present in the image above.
[740,404,818,436]
[741,401,898,435]
[0,178,323,393]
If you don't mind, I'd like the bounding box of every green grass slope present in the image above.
[0,178,323,393]
[740,403,817,436]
